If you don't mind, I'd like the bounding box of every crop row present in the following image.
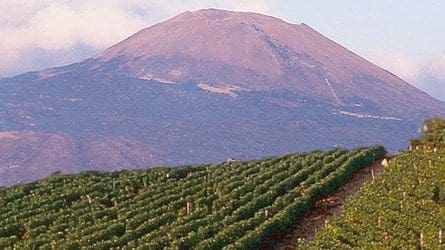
[0,146,385,249]
[300,148,445,249]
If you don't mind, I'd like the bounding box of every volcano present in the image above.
[1,9,444,186]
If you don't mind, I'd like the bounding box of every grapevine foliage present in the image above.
[0,146,385,249]
[300,118,445,249]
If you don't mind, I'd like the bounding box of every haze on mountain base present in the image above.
[0,9,444,186]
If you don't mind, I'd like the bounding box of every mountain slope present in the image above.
[96,9,443,118]
[0,9,444,186]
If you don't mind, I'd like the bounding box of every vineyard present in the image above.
[300,119,445,249]
[0,146,384,249]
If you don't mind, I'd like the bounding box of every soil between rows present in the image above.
[258,160,385,250]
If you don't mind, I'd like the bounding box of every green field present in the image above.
[300,118,445,249]
[0,146,384,249]
[299,149,445,249]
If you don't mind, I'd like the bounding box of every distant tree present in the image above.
[418,117,445,147]
[421,117,445,133]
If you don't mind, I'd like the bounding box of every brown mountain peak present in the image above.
[96,9,312,83]
[1,9,444,186]
[95,8,444,116]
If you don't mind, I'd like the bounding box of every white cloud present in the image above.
[415,53,445,101]
[0,0,279,76]
[364,48,445,101]
[422,53,445,81]
[364,48,419,80]
[0,1,150,75]
[0,1,139,75]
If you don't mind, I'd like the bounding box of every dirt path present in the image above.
[258,160,384,250]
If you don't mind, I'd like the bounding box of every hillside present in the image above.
[97,9,443,118]
[0,146,385,248]
[1,8,445,186]
[299,118,445,249]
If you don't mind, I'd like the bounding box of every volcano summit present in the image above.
[0,9,444,186]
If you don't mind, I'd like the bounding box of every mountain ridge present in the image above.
[0,8,444,186]
[93,9,444,117]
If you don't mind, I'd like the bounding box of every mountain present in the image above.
[96,9,443,117]
[1,9,444,186]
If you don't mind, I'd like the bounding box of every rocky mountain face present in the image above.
[1,9,444,186]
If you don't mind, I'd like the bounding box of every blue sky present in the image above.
[1,0,444,100]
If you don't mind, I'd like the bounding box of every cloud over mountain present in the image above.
[0,0,277,76]
[366,48,445,101]
[0,1,148,75]
[423,53,445,81]
[414,53,445,101]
